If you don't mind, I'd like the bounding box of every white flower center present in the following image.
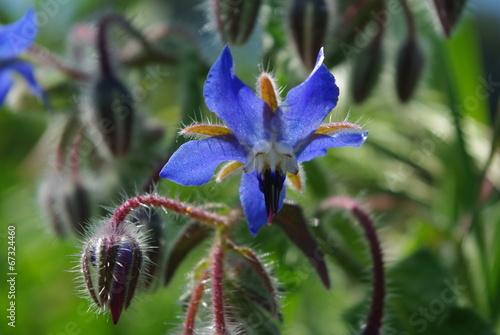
[244,140,299,176]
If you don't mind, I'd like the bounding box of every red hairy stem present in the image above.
[27,44,90,81]
[320,196,385,335]
[110,194,228,229]
[211,238,227,335]
[183,270,209,335]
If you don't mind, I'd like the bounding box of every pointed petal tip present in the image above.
[219,45,233,65]
[158,164,169,180]
[311,47,326,74]
[110,307,123,325]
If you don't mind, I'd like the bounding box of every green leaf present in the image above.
[164,220,212,285]
[273,204,330,289]
[433,306,496,335]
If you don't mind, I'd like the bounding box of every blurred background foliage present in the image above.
[1,0,500,334]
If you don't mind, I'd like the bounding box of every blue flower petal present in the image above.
[0,69,13,105]
[7,60,43,98]
[203,46,269,147]
[0,8,37,62]
[277,48,340,148]
[160,134,248,186]
[239,171,286,236]
[296,130,368,163]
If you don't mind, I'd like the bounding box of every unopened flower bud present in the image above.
[222,247,282,333]
[91,74,134,158]
[350,34,383,103]
[289,0,329,69]
[433,0,467,36]
[395,37,424,102]
[81,224,146,324]
[212,0,262,45]
[39,173,92,237]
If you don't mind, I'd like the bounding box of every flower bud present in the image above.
[350,34,383,103]
[433,0,467,36]
[81,225,146,324]
[222,247,282,333]
[212,0,262,45]
[289,0,329,69]
[39,173,93,237]
[395,37,424,102]
[325,1,381,67]
[91,74,134,158]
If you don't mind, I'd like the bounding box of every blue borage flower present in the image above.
[0,8,44,106]
[160,46,368,235]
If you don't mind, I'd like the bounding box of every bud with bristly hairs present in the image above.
[79,219,149,324]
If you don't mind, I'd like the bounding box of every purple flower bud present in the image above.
[433,0,467,36]
[350,35,384,103]
[289,0,329,69]
[212,0,262,45]
[81,225,146,324]
[91,75,134,158]
[395,37,424,102]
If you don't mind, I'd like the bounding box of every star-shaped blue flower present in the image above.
[160,46,368,235]
[0,8,44,106]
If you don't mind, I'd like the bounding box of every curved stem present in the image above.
[97,14,182,75]
[110,194,228,230]
[97,14,115,76]
[320,196,385,335]
[120,22,197,66]
[27,45,90,81]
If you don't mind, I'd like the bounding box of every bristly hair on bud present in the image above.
[75,217,151,324]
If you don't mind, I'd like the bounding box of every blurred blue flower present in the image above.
[160,46,368,235]
[0,8,44,106]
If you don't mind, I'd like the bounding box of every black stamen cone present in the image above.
[259,169,285,221]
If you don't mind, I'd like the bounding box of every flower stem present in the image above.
[211,233,227,335]
[320,196,385,335]
[27,44,90,81]
[110,194,228,229]
[183,270,209,335]
[97,13,180,76]
[400,0,416,40]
